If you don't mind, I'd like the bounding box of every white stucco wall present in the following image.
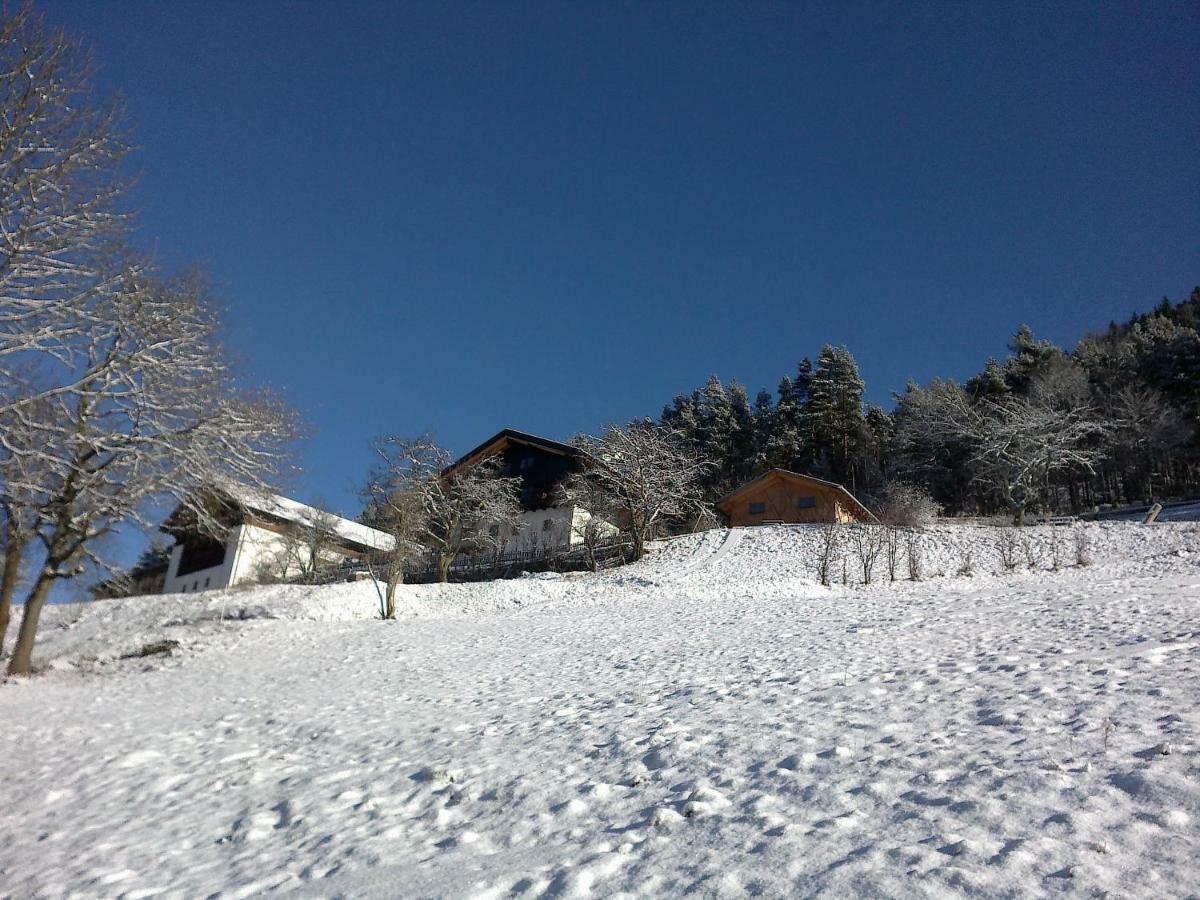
[502,507,575,553]
[499,506,618,554]
[163,523,354,594]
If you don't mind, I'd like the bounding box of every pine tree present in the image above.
[765,357,815,471]
[806,345,867,488]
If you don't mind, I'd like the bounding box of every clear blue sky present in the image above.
[42,0,1200,523]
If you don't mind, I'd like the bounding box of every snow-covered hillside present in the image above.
[2,523,1199,898]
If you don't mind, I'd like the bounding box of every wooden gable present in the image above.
[716,469,874,526]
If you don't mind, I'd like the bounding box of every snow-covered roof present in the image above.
[220,484,395,553]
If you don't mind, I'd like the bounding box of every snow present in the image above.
[3,522,1199,898]
[220,483,395,552]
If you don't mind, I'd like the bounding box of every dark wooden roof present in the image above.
[443,429,583,477]
[444,429,586,511]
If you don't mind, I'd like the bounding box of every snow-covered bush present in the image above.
[875,482,942,527]
[1074,528,1093,567]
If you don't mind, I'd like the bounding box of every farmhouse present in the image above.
[717,469,875,526]
[160,486,394,594]
[444,428,614,552]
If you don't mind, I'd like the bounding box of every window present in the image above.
[204,577,211,589]
[519,456,534,471]
[192,580,199,591]
[542,518,553,532]
[176,533,227,577]
[749,502,767,514]
[797,496,817,509]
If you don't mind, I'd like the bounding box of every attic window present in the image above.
[749,502,767,514]
[798,496,817,509]
[519,457,534,471]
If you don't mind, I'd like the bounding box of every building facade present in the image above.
[716,469,875,527]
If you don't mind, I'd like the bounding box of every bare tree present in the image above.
[266,502,343,586]
[2,272,295,675]
[0,5,130,408]
[559,471,621,572]
[361,436,439,616]
[369,437,522,584]
[571,421,711,560]
[898,378,1109,525]
[426,456,521,582]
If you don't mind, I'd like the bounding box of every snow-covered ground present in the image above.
[2,522,1199,898]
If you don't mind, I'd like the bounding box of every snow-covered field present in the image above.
[2,523,1199,898]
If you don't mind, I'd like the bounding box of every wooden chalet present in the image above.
[716,469,876,527]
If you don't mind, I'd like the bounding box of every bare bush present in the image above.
[1048,528,1063,571]
[905,530,924,580]
[851,525,885,585]
[1020,532,1041,570]
[997,530,1020,571]
[955,539,975,577]
[883,527,903,581]
[816,523,840,586]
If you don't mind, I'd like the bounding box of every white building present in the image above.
[161,487,394,594]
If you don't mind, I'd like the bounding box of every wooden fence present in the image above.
[339,539,635,585]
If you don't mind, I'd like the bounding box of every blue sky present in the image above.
[41,0,1200,524]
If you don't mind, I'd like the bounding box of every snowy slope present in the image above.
[2,523,1199,898]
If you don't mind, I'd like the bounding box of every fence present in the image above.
[339,539,635,585]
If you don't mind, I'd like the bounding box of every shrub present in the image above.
[875,482,942,527]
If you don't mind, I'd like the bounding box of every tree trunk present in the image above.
[7,571,54,676]
[437,553,452,583]
[630,530,645,561]
[384,570,399,619]
[0,530,23,656]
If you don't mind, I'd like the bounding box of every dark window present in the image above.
[542,518,553,531]
[519,456,534,471]
[204,577,211,589]
[192,580,199,591]
[749,502,767,514]
[798,496,817,509]
[176,533,227,577]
